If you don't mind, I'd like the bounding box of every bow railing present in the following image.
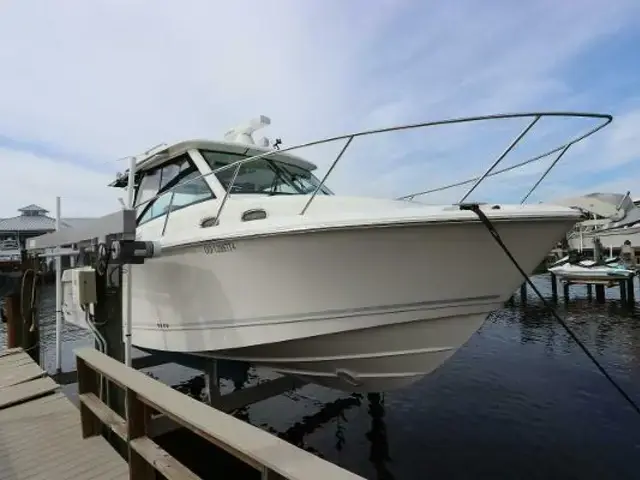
[130,112,612,235]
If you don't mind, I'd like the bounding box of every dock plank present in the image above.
[0,348,23,358]
[0,351,46,388]
[0,376,58,409]
[0,350,128,480]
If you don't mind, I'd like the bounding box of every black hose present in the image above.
[460,203,640,417]
[19,269,40,352]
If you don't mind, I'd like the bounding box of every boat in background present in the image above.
[0,239,20,262]
[61,111,610,392]
[557,192,640,252]
[549,256,635,285]
[0,239,22,298]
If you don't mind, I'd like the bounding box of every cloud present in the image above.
[0,0,639,217]
[0,148,121,217]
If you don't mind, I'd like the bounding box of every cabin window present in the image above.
[135,169,161,212]
[200,150,332,196]
[136,154,214,225]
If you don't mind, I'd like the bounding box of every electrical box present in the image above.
[70,267,97,305]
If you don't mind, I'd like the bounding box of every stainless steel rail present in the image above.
[128,112,611,232]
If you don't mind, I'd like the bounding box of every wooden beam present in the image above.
[75,347,365,480]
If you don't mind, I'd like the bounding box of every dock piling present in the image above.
[595,284,606,303]
[627,276,635,304]
[620,280,628,304]
[3,283,39,365]
[3,293,21,349]
[550,272,558,303]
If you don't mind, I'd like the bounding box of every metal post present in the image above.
[620,280,628,305]
[550,272,558,303]
[300,136,354,215]
[124,156,136,368]
[459,116,540,204]
[70,244,76,267]
[595,284,606,303]
[520,282,527,305]
[520,145,571,204]
[204,360,221,406]
[627,276,635,305]
[579,230,584,252]
[55,196,62,373]
[563,282,570,303]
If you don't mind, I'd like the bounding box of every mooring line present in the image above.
[460,203,640,417]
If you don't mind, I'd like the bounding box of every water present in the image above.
[3,277,640,479]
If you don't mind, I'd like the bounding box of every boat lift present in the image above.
[24,197,307,427]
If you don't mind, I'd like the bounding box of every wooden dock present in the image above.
[0,347,364,479]
[76,347,364,479]
[0,348,128,480]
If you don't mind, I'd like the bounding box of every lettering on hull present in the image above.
[203,241,236,255]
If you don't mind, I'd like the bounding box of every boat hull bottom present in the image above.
[197,311,490,393]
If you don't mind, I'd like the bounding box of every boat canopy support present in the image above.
[25,209,137,251]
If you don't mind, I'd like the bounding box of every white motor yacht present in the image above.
[67,112,611,392]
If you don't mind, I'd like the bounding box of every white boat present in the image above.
[0,239,21,298]
[549,257,635,284]
[67,112,610,392]
[0,239,20,262]
[556,192,640,251]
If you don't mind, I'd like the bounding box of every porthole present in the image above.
[200,216,218,228]
[241,209,267,222]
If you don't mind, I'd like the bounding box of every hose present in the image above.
[19,269,40,354]
[85,308,108,403]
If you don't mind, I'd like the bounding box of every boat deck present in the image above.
[0,348,128,480]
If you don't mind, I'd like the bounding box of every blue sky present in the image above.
[0,0,639,216]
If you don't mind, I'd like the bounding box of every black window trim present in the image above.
[136,155,215,225]
[199,149,333,196]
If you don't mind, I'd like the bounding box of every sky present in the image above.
[0,0,639,218]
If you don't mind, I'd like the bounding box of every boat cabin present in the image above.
[111,138,333,231]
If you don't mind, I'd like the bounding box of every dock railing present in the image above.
[76,347,364,480]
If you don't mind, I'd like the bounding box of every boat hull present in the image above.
[201,311,491,392]
[127,215,575,391]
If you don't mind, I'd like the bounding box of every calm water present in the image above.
[2,276,640,479]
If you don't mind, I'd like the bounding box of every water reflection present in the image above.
[3,280,640,479]
[365,393,393,480]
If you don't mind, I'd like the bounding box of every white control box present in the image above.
[71,267,97,305]
[61,267,97,330]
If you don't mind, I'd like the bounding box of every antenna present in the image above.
[223,115,271,145]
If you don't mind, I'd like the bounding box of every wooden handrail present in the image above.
[75,347,364,480]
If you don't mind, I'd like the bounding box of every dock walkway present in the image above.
[0,348,128,480]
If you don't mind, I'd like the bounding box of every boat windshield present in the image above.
[200,150,333,195]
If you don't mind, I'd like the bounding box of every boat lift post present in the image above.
[54,196,63,373]
[124,155,136,368]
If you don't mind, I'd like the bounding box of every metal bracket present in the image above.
[110,240,158,264]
